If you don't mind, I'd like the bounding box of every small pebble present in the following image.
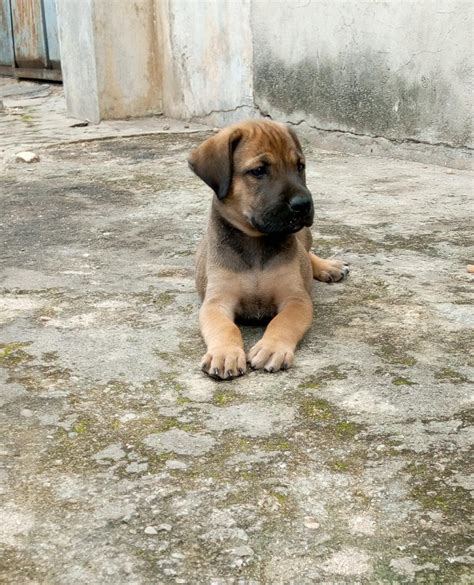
[144,526,158,535]
[120,413,137,423]
[232,545,254,557]
[165,460,187,470]
[157,523,172,532]
[126,462,148,474]
[304,516,320,530]
[15,151,40,163]
[171,552,185,559]
[20,409,33,417]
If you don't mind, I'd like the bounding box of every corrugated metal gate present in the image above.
[0,0,61,81]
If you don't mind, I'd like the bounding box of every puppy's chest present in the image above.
[235,271,280,319]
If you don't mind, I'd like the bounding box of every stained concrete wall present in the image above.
[93,0,162,120]
[56,0,100,122]
[57,0,162,123]
[155,0,254,125]
[56,0,472,166]
[251,1,473,151]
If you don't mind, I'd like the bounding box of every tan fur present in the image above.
[189,120,348,379]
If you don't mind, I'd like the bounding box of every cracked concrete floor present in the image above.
[0,127,473,585]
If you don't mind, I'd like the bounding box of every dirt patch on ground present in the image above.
[1,132,472,583]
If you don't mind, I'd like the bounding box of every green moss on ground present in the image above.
[434,367,469,384]
[0,341,33,367]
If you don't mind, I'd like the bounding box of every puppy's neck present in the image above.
[209,203,295,271]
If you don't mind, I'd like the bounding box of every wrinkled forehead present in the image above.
[234,123,302,168]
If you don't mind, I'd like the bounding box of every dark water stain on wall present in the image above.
[254,50,471,148]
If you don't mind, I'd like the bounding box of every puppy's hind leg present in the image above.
[310,252,349,283]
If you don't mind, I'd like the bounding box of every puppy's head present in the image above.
[188,120,314,236]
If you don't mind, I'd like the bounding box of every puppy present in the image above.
[188,120,348,379]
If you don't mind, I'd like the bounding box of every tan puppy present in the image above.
[188,120,348,379]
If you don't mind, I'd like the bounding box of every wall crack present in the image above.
[198,104,256,119]
[196,101,472,153]
[286,119,473,152]
[253,102,472,152]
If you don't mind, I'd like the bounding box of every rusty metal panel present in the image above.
[11,0,47,68]
[0,0,14,67]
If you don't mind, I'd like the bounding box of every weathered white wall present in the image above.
[57,0,162,122]
[57,0,472,166]
[56,0,100,122]
[155,0,254,125]
[93,0,162,120]
[251,0,473,150]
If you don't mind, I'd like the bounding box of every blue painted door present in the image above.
[0,0,61,80]
[0,0,14,67]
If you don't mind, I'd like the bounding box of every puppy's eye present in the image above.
[248,166,267,178]
[297,162,305,173]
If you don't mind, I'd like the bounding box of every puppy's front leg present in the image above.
[248,294,313,372]
[200,298,246,380]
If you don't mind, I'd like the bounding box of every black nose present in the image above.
[289,195,312,214]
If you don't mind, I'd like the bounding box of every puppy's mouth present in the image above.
[251,211,314,235]
[288,214,314,232]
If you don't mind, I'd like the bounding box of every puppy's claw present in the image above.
[200,348,246,380]
[312,256,349,283]
[248,341,294,372]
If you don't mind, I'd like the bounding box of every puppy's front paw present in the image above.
[201,346,246,380]
[313,258,349,283]
[247,339,294,372]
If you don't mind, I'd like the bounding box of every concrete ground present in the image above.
[1,80,473,584]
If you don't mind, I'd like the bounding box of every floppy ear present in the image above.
[188,128,243,200]
[286,125,303,154]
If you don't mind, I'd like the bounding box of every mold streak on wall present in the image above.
[56,0,472,166]
[251,1,473,150]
